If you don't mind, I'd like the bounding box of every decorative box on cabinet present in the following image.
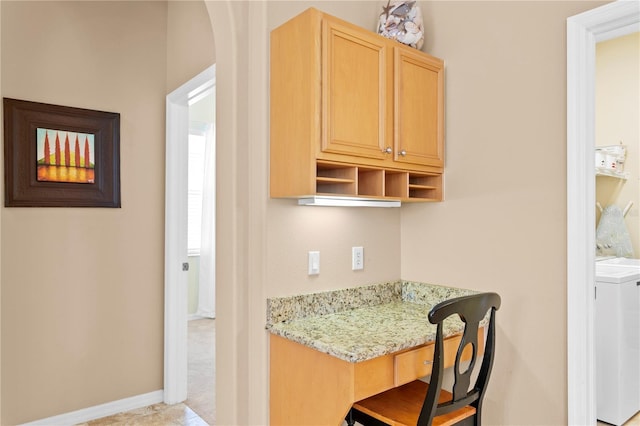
[270,8,444,203]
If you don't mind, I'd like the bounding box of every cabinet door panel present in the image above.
[394,48,444,169]
[322,18,389,160]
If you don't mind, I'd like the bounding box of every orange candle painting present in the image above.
[36,128,95,184]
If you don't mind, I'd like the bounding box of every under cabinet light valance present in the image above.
[297,196,401,208]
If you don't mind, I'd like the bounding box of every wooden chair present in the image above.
[346,292,501,426]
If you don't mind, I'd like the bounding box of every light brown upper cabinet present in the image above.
[270,8,444,202]
[320,16,390,162]
[393,47,444,170]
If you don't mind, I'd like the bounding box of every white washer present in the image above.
[598,257,640,268]
[595,258,640,426]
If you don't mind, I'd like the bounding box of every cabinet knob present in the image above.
[383,147,392,154]
[399,149,407,156]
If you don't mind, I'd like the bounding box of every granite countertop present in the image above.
[266,281,477,363]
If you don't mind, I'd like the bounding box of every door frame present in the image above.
[566,2,639,424]
[164,65,216,404]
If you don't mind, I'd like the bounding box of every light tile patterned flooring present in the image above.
[79,398,640,426]
[79,403,208,426]
[83,402,640,426]
[79,319,215,425]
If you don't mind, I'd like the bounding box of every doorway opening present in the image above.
[186,71,216,424]
[164,65,216,423]
[566,2,639,424]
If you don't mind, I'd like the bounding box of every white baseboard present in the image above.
[20,390,164,426]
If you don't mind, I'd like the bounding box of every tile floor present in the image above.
[80,399,640,426]
[79,403,207,426]
[185,318,216,424]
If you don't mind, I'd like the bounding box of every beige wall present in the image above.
[596,32,640,257]
[262,1,607,425]
[265,3,402,300]
[0,0,614,425]
[0,1,213,423]
[166,0,215,93]
[400,1,607,423]
[1,2,167,423]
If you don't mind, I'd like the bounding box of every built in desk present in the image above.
[266,281,483,425]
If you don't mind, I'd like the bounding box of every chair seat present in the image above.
[352,380,476,426]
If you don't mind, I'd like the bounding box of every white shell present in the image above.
[377,1,424,50]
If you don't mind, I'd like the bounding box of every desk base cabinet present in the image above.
[269,334,390,425]
[269,330,483,425]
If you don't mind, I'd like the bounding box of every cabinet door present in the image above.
[394,47,444,169]
[321,17,392,161]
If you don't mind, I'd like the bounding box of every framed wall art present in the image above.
[3,98,120,207]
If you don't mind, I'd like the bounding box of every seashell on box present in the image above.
[377,1,424,50]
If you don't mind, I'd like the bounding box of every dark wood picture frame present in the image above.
[3,98,120,207]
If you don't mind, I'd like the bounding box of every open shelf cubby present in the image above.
[316,161,357,195]
[357,167,384,197]
[316,160,442,202]
[408,173,442,201]
[385,171,409,199]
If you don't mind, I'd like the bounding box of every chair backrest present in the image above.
[417,292,501,426]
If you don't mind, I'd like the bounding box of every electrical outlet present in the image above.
[308,251,320,275]
[352,246,364,271]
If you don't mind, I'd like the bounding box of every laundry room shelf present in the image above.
[596,168,629,179]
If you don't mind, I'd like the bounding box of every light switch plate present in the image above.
[308,251,320,275]
[352,246,364,270]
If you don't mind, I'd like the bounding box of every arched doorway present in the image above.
[165,2,270,424]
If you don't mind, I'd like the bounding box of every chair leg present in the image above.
[347,408,390,426]
[346,408,355,426]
